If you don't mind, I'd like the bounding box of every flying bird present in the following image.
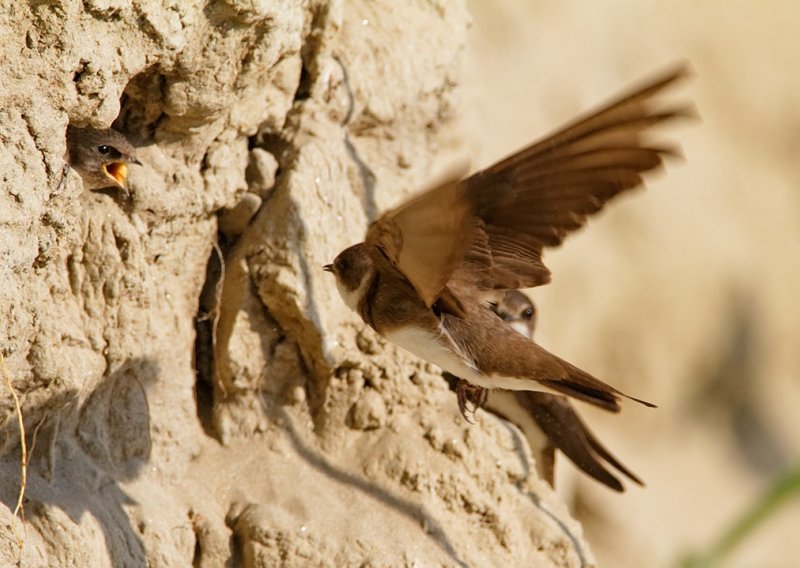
[65,126,141,192]
[325,65,690,418]
[481,290,642,492]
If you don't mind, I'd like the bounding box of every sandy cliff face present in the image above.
[0,2,594,566]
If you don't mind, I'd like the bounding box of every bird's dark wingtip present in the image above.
[539,379,621,413]
[628,395,657,408]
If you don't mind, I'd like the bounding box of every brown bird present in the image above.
[65,126,140,191]
[481,290,642,491]
[325,65,690,417]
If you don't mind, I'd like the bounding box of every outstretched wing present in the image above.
[367,65,692,305]
[453,64,692,291]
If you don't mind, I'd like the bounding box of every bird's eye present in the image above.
[97,145,110,155]
[522,307,533,319]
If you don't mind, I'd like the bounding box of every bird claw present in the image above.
[456,379,488,423]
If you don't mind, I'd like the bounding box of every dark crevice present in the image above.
[254,131,290,164]
[227,534,242,568]
[72,59,91,94]
[193,367,216,439]
[72,60,87,83]
[298,2,333,90]
[115,65,167,144]
[191,521,202,568]
[193,240,229,441]
[294,63,312,101]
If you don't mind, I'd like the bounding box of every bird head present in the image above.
[324,244,374,311]
[66,126,141,191]
[492,290,537,338]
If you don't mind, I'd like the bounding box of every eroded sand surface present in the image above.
[1,1,798,567]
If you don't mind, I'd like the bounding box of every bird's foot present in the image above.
[456,379,488,423]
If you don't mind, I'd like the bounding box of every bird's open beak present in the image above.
[102,162,129,189]
[323,264,333,273]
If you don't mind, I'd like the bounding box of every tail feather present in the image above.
[523,393,624,490]
[530,343,655,412]
[584,427,645,487]
[522,392,643,491]
[539,378,621,412]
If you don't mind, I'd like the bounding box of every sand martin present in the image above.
[325,65,690,416]
[65,126,140,191]
[480,290,642,491]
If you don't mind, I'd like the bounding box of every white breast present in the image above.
[335,273,370,312]
[385,324,556,393]
[385,325,482,382]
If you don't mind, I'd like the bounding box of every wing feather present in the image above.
[366,64,691,303]
[366,180,474,307]
[453,66,692,291]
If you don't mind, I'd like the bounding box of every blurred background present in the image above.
[461,2,800,566]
